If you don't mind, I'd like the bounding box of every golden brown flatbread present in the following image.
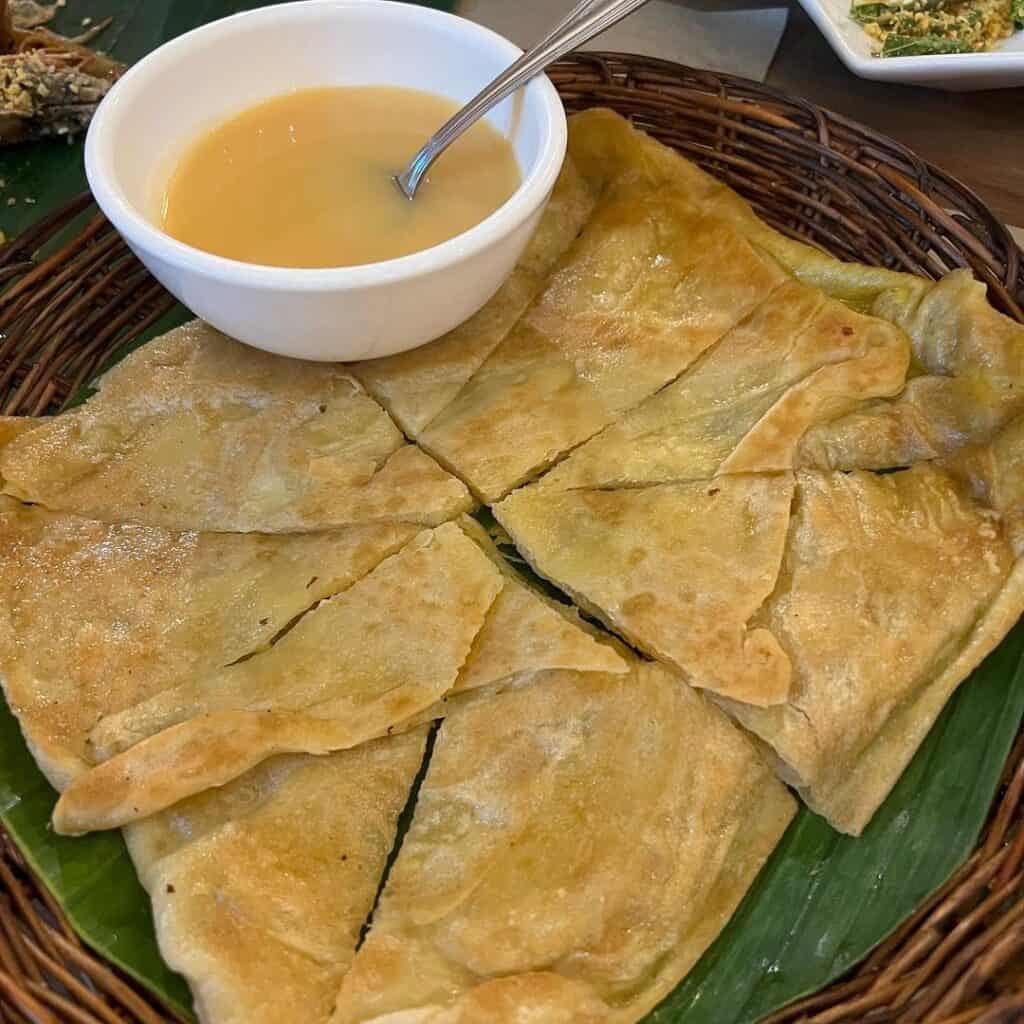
[0,322,472,531]
[0,417,42,491]
[874,270,1023,380]
[332,665,795,1024]
[127,730,427,1024]
[560,110,917,312]
[374,975,612,1024]
[51,514,631,835]
[799,271,1024,470]
[0,415,41,449]
[718,466,1021,834]
[453,573,627,697]
[533,277,909,492]
[0,495,418,790]
[571,107,917,310]
[352,152,600,436]
[53,522,504,833]
[942,413,1024,553]
[496,473,796,706]
[450,514,630,695]
[417,189,787,501]
[547,109,942,318]
[565,107,728,209]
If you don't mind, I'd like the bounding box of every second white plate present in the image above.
[798,0,1024,90]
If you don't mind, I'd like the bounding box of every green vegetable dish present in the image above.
[851,0,1023,55]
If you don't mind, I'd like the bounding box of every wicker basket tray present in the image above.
[1,53,1022,1024]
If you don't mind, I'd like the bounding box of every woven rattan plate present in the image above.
[1,53,1023,1024]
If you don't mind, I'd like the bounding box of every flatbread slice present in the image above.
[799,270,1024,470]
[719,466,1021,835]
[942,413,1024,552]
[562,110,920,312]
[360,975,612,1024]
[451,515,630,692]
[352,152,600,436]
[453,572,628,697]
[0,322,472,531]
[495,473,796,706]
[535,277,909,492]
[554,109,944,316]
[127,730,427,1024]
[332,665,796,1024]
[874,269,1023,380]
[0,416,42,490]
[52,522,505,833]
[566,107,744,212]
[0,495,418,790]
[0,415,41,449]
[389,521,631,734]
[570,108,923,310]
[417,189,787,501]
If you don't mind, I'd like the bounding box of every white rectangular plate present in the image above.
[798,0,1024,90]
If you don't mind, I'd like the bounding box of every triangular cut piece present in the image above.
[496,473,796,706]
[352,151,600,436]
[0,496,418,790]
[418,189,787,502]
[385,516,631,734]
[721,466,1022,835]
[453,574,629,696]
[799,270,1024,471]
[53,522,504,834]
[333,666,795,1024]
[535,278,909,493]
[128,729,427,1024]
[0,322,472,531]
[452,515,630,693]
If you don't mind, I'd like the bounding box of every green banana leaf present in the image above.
[655,622,1024,1022]
[2,4,1024,1022]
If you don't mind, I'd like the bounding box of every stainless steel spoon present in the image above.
[394,0,651,200]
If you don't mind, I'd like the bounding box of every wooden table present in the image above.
[767,2,1024,228]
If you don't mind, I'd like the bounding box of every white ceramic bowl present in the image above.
[84,0,567,361]
[799,0,1024,90]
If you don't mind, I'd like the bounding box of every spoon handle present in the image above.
[395,0,651,199]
